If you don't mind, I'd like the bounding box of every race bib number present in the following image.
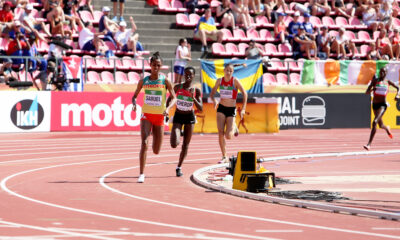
[220,89,233,99]
[145,90,162,106]
[176,95,193,111]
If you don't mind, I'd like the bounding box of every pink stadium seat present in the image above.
[264,43,283,57]
[344,31,357,43]
[37,40,49,53]
[115,71,129,84]
[393,18,400,28]
[284,16,293,26]
[189,13,200,27]
[335,16,351,29]
[158,0,176,13]
[210,0,221,8]
[234,29,249,42]
[18,69,33,82]
[14,7,24,20]
[255,43,265,55]
[269,58,286,71]
[104,41,117,51]
[87,71,101,84]
[220,28,238,42]
[128,71,141,84]
[225,43,242,56]
[278,44,292,57]
[289,73,301,85]
[357,44,369,58]
[259,29,275,42]
[212,42,231,57]
[0,38,10,50]
[297,58,305,69]
[96,57,113,70]
[263,73,277,86]
[373,31,380,40]
[93,10,102,23]
[329,30,339,37]
[171,0,186,12]
[238,42,249,56]
[349,17,367,30]
[310,16,322,27]
[255,15,273,28]
[357,31,373,44]
[100,71,115,84]
[79,10,94,23]
[176,13,190,27]
[246,28,263,42]
[276,73,288,85]
[285,58,300,72]
[322,16,338,29]
[82,56,98,70]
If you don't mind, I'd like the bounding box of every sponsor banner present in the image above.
[0,91,51,132]
[376,93,400,129]
[188,103,279,133]
[267,93,370,129]
[51,92,166,131]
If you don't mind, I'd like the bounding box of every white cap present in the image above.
[102,6,110,12]
[294,11,300,16]
[25,3,33,10]
[119,21,127,27]
[14,20,21,26]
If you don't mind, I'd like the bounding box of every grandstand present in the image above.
[0,0,398,87]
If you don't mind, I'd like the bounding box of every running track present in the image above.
[0,129,399,240]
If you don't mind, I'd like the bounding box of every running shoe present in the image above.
[234,126,239,137]
[119,16,125,22]
[137,174,145,183]
[176,168,183,177]
[112,16,118,22]
[387,127,393,139]
[363,145,370,151]
[218,157,229,164]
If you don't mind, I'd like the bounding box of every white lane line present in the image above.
[255,230,303,233]
[373,228,400,231]
[0,220,120,240]
[0,157,277,240]
[100,165,400,239]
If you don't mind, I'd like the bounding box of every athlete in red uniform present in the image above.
[210,63,248,163]
[167,67,203,177]
[364,67,399,150]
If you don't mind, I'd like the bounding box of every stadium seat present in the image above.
[310,16,322,28]
[210,0,221,8]
[212,42,231,57]
[87,71,101,84]
[278,44,292,57]
[393,18,400,29]
[259,29,275,42]
[134,58,152,71]
[100,71,115,84]
[276,73,289,85]
[189,13,200,27]
[344,31,357,43]
[264,43,283,57]
[348,17,365,30]
[269,58,286,71]
[93,10,102,24]
[96,57,114,70]
[329,30,339,37]
[262,73,277,86]
[246,28,263,42]
[322,16,338,29]
[285,58,300,72]
[284,16,293,26]
[255,15,273,28]
[373,31,380,40]
[82,56,98,70]
[233,29,249,42]
[115,71,129,84]
[289,73,301,85]
[18,69,33,82]
[335,16,351,29]
[0,38,10,50]
[37,40,49,53]
[225,43,242,57]
[158,0,179,13]
[176,13,190,27]
[357,31,373,44]
[127,71,141,84]
[220,28,238,42]
[171,0,186,12]
[297,58,305,69]
[79,10,94,23]
[238,43,249,56]
[357,44,368,58]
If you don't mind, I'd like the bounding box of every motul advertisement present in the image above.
[51,92,145,131]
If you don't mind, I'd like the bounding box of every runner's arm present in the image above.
[131,79,144,111]
[234,78,248,119]
[388,80,400,100]
[165,78,176,116]
[193,87,203,112]
[210,78,221,109]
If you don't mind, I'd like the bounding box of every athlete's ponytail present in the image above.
[150,51,162,63]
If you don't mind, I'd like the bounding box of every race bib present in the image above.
[220,87,233,99]
[176,95,193,111]
[145,90,162,106]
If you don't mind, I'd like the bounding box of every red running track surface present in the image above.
[0,129,399,240]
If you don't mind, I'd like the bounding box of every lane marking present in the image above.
[255,230,303,233]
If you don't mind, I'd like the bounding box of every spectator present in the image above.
[262,0,277,22]
[309,0,331,16]
[78,21,108,54]
[331,0,354,18]
[390,27,400,60]
[232,0,253,30]
[62,0,81,33]
[194,7,223,53]
[331,27,356,59]
[47,3,73,38]
[287,11,302,42]
[111,0,125,22]
[378,2,392,31]
[274,12,288,44]
[0,58,16,84]
[245,39,263,59]
[303,13,316,40]
[316,25,334,59]
[114,17,142,56]
[216,0,235,30]
[366,42,381,60]
[185,0,209,14]
[382,0,398,17]
[174,38,191,84]
[376,28,394,60]
[32,57,49,90]
[0,1,14,23]
[20,4,51,40]
[293,25,318,59]
[0,21,14,38]
[362,4,383,33]
[6,27,31,66]
[249,0,263,15]
[99,6,119,45]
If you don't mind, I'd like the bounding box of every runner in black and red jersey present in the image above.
[167,66,203,177]
[364,67,399,150]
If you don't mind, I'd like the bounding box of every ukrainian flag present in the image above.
[201,59,264,94]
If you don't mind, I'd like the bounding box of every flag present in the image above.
[300,60,398,85]
[62,56,84,91]
[201,59,264,94]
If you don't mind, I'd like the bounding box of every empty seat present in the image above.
[259,29,275,42]
[176,13,190,27]
[100,71,115,84]
[225,43,242,56]
[322,16,338,29]
[264,43,283,57]
[269,58,286,71]
[79,10,94,23]
[246,28,263,42]
[220,28,238,42]
[284,58,300,71]
[87,71,101,84]
[233,29,249,42]
[357,31,373,44]
[238,42,249,56]
[276,73,288,85]
[263,73,277,86]
[335,16,351,29]
[189,13,200,27]
[212,42,231,57]
[278,44,292,56]
[127,71,141,84]
[115,71,129,84]
[289,73,301,85]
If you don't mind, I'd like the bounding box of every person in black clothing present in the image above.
[293,25,318,59]
[185,0,209,14]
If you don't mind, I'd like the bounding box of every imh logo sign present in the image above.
[10,97,44,129]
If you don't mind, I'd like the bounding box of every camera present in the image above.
[49,73,80,91]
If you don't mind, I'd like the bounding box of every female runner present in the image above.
[210,63,248,163]
[131,52,176,183]
[364,67,399,150]
[167,67,203,176]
